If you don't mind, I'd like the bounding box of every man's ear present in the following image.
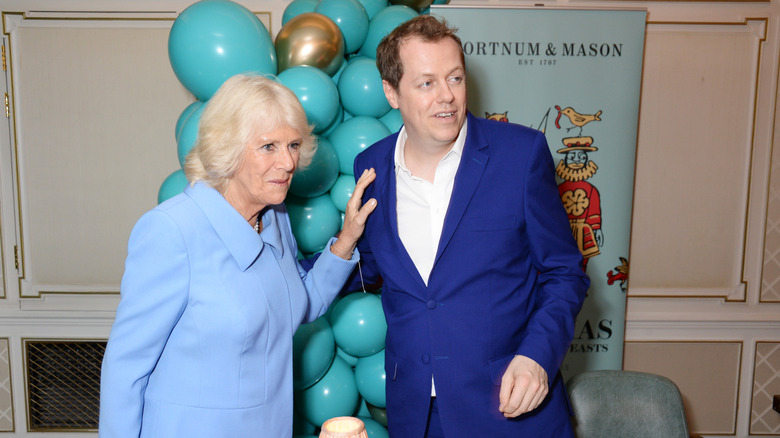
[383,80,399,109]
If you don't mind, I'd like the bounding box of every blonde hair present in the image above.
[184,74,316,193]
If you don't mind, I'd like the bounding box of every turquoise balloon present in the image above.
[357,0,389,19]
[360,416,389,438]
[283,0,319,25]
[338,57,391,118]
[320,107,345,138]
[357,399,371,417]
[379,108,403,133]
[354,350,386,407]
[366,402,387,427]
[293,317,336,390]
[286,194,342,254]
[176,102,206,167]
[358,5,418,59]
[329,116,390,175]
[278,66,340,134]
[175,101,203,142]
[329,174,356,212]
[330,292,387,357]
[295,356,360,427]
[331,58,349,82]
[293,410,318,436]
[290,138,340,198]
[158,169,188,204]
[336,346,359,366]
[168,0,277,101]
[315,0,370,54]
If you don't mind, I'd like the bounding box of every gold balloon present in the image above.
[275,12,345,75]
[389,0,434,12]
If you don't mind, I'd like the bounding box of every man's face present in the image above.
[565,150,588,169]
[383,37,467,152]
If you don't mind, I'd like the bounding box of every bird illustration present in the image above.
[555,105,602,136]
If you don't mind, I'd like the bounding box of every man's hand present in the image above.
[498,355,549,418]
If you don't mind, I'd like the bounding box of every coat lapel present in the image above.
[373,138,429,290]
[433,114,488,267]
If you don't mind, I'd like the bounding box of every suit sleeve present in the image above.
[99,210,190,438]
[515,131,590,377]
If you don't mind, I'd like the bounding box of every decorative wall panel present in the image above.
[750,342,780,435]
[629,20,765,300]
[0,338,12,432]
[624,341,741,435]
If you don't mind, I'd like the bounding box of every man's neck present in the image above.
[403,139,454,183]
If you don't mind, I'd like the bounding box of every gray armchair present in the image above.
[566,370,693,438]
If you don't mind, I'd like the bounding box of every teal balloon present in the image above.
[320,107,345,138]
[357,399,371,417]
[283,0,319,25]
[293,410,318,436]
[315,0,370,54]
[336,346,359,366]
[330,292,387,357]
[328,116,390,175]
[358,5,418,59]
[293,317,336,390]
[158,169,188,204]
[168,0,277,101]
[366,402,387,427]
[286,194,342,254]
[175,101,203,142]
[360,416,389,438]
[278,66,341,134]
[338,57,390,118]
[330,58,349,82]
[295,356,360,427]
[357,0,388,19]
[290,138,340,198]
[354,350,386,407]
[176,102,206,167]
[329,174,356,212]
[379,108,403,133]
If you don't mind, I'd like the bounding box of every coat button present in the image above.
[422,354,430,364]
[427,300,436,309]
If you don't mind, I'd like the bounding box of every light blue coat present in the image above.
[99,182,358,438]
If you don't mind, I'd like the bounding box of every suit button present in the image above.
[427,300,436,309]
[422,354,430,364]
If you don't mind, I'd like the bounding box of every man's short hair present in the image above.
[375,15,464,90]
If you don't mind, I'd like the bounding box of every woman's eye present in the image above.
[289,142,301,150]
[260,143,274,151]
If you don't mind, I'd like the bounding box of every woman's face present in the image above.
[226,124,302,214]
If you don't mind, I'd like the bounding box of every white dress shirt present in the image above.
[394,119,468,396]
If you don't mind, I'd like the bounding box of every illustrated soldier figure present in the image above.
[556,136,602,271]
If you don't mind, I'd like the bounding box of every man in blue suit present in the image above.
[352,15,590,437]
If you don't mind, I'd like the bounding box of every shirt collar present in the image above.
[394,118,468,175]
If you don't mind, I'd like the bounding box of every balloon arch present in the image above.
[160,0,446,435]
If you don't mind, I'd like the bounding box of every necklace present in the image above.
[254,216,261,233]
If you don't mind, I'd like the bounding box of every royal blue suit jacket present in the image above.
[352,113,590,437]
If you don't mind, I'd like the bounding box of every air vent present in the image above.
[25,340,105,431]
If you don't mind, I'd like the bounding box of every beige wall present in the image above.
[0,0,777,436]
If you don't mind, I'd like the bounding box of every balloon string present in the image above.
[358,261,366,293]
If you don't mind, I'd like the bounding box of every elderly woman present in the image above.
[99,74,376,438]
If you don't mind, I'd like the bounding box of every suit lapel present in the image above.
[433,114,488,267]
[374,140,428,289]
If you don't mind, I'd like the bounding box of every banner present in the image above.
[434,6,646,378]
